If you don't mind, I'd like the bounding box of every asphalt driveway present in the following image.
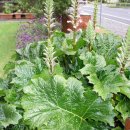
[79,4,130,37]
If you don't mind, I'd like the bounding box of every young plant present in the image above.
[86,21,96,51]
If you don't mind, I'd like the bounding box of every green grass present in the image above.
[0,21,20,77]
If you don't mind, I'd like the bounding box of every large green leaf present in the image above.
[87,72,123,100]
[120,82,130,99]
[0,79,8,97]
[80,52,123,100]
[0,104,21,128]
[94,33,121,64]
[115,97,130,121]
[0,126,3,130]
[22,75,115,130]
[14,61,35,79]
[11,60,35,90]
[16,42,44,60]
[79,51,106,71]
[4,88,20,106]
[79,52,106,78]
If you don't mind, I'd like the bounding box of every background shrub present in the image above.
[13,0,71,16]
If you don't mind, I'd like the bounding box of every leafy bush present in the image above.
[13,0,71,16]
[4,2,22,13]
[53,0,71,15]
[4,3,14,14]
[0,0,130,129]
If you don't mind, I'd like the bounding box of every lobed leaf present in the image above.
[0,104,21,128]
[115,97,130,121]
[22,75,115,129]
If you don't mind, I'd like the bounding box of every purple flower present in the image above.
[16,17,47,49]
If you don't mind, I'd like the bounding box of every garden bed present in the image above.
[0,13,35,20]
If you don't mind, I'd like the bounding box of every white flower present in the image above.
[78,19,83,23]
[67,28,72,32]
[67,20,72,23]
[73,26,76,29]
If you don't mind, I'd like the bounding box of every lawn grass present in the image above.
[0,21,20,77]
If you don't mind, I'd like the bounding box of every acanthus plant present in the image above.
[0,0,130,130]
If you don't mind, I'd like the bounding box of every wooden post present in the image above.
[14,13,21,19]
[61,15,73,33]
[77,14,91,30]
[0,13,13,20]
[25,13,35,19]
[125,117,130,130]
[61,13,91,33]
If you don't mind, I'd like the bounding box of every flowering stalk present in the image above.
[44,0,57,74]
[86,21,96,51]
[68,0,79,48]
[93,0,98,29]
[116,29,130,75]
[44,0,55,39]
[44,39,57,74]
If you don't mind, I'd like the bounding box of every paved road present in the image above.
[79,4,130,37]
